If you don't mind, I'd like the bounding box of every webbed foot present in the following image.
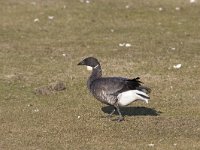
[112,117,125,122]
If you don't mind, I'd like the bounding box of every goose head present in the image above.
[78,57,100,71]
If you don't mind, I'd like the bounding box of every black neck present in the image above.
[87,65,102,89]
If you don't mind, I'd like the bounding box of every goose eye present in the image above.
[86,66,93,71]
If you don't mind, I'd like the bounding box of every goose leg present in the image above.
[107,107,116,118]
[113,104,124,122]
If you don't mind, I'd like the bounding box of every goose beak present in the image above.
[77,61,85,65]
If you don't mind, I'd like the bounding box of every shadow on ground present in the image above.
[101,106,161,116]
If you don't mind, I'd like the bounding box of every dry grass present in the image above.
[0,0,200,149]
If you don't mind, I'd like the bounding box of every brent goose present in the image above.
[78,57,151,121]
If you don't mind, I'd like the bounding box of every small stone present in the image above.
[34,18,39,22]
[148,143,154,147]
[125,43,131,47]
[48,16,54,20]
[190,0,196,3]
[86,0,90,4]
[34,108,39,112]
[31,2,36,5]
[171,47,176,50]
[173,64,182,69]
[110,29,114,32]
[125,5,130,9]
[119,43,125,47]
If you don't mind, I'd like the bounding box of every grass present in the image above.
[0,0,200,149]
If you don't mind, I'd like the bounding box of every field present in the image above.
[0,0,200,149]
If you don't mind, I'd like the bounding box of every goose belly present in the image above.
[117,90,149,106]
[91,90,117,105]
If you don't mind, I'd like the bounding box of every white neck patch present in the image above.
[94,64,99,69]
[86,65,99,71]
[86,66,93,71]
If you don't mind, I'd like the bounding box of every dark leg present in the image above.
[113,104,124,122]
[107,107,116,118]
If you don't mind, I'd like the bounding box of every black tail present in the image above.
[128,77,151,94]
[126,77,142,89]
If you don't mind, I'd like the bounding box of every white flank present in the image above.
[117,90,149,106]
[86,66,93,71]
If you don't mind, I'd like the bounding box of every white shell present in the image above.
[190,0,196,3]
[48,16,54,20]
[173,64,182,69]
[125,43,131,47]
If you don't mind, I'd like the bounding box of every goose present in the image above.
[78,57,151,121]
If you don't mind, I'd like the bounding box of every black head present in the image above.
[78,57,100,69]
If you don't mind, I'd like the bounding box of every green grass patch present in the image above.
[0,0,200,149]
